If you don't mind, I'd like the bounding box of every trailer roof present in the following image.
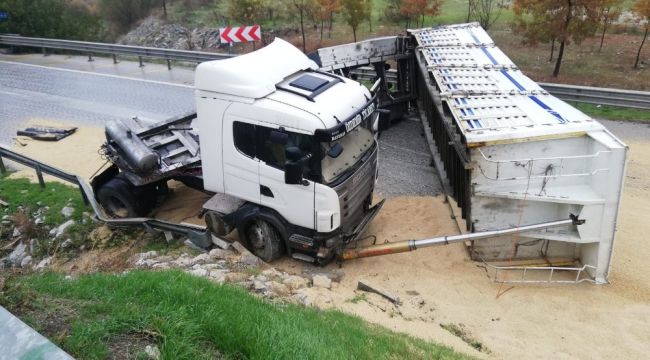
[411,23,604,145]
[195,38,318,98]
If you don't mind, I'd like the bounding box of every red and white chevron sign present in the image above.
[220,25,261,43]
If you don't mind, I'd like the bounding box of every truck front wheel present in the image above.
[244,220,285,262]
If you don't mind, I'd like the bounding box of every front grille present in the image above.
[334,147,377,235]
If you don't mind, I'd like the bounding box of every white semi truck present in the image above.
[91,39,384,263]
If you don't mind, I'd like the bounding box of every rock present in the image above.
[282,275,309,291]
[8,242,27,267]
[145,345,160,360]
[60,206,75,218]
[191,253,211,265]
[49,228,57,237]
[266,281,290,297]
[172,256,192,267]
[291,290,313,306]
[54,220,75,238]
[138,251,158,260]
[262,268,281,278]
[224,272,248,283]
[253,280,267,292]
[209,270,227,284]
[20,255,32,268]
[152,262,170,270]
[61,239,73,249]
[135,258,158,267]
[240,252,260,266]
[302,269,345,283]
[189,268,209,277]
[312,275,332,289]
[34,256,52,272]
[254,275,268,283]
[208,248,233,259]
[1,215,11,221]
[29,239,38,254]
[34,217,44,225]
[12,227,21,238]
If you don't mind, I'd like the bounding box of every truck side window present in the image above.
[256,125,320,181]
[233,122,256,158]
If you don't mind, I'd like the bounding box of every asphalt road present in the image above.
[0,57,440,197]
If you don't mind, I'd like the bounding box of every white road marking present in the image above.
[0,60,194,89]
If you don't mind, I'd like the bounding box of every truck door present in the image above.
[256,125,315,230]
[223,117,261,204]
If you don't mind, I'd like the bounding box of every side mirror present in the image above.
[285,146,302,161]
[285,161,303,185]
[269,129,288,145]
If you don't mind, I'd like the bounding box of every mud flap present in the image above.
[347,199,385,243]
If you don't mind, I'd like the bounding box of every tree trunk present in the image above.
[599,23,608,52]
[467,0,472,22]
[352,26,357,42]
[162,0,167,18]
[635,26,648,69]
[299,8,306,52]
[553,39,566,77]
[328,11,333,38]
[320,17,324,40]
[369,13,372,32]
[421,14,424,28]
[549,38,555,62]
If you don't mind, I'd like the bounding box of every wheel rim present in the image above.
[104,196,129,218]
[247,223,266,253]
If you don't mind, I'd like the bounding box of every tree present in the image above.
[513,0,605,77]
[471,0,507,30]
[341,0,371,42]
[98,0,160,35]
[0,0,104,40]
[292,0,314,52]
[398,0,443,29]
[225,0,263,24]
[597,0,622,52]
[634,0,650,68]
[315,0,339,40]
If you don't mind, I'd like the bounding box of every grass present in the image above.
[572,103,650,122]
[440,323,486,353]
[0,173,87,226]
[0,270,472,360]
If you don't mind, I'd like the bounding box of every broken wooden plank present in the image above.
[357,279,401,305]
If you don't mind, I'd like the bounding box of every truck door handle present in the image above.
[260,185,274,198]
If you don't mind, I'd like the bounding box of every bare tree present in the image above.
[598,0,622,52]
[471,0,507,30]
[634,0,650,68]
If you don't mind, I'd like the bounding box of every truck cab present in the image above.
[195,39,382,263]
[94,39,382,264]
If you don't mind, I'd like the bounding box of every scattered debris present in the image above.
[17,126,77,141]
[0,199,8,207]
[357,279,401,305]
[312,274,332,289]
[60,206,75,218]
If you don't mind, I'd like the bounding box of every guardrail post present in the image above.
[167,59,171,70]
[42,47,48,57]
[88,54,93,62]
[0,155,6,174]
[112,54,118,64]
[35,164,45,188]
[138,56,144,67]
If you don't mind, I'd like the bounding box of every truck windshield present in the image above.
[321,126,374,184]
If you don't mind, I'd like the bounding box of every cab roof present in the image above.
[194,38,318,98]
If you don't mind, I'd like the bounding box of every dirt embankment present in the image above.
[9,122,650,359]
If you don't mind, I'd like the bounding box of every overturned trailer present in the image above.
[408,23,627,283]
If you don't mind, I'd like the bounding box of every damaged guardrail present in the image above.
[0,145,214,248]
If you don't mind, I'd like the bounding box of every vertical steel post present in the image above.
[112,54,118,64]
[35,164,45,188]
[139,56,144,67]
[167,59,172,70]
[88,54,93,62]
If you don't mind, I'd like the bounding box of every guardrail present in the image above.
[2,35,648,109]
[349,67,650,110]
[0,34,233,68]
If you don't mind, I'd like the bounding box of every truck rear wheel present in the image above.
[97,176,154,218]
[244,220,285,262]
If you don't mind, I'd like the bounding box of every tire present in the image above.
[244,220,285,262]
[97,176,154,218]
